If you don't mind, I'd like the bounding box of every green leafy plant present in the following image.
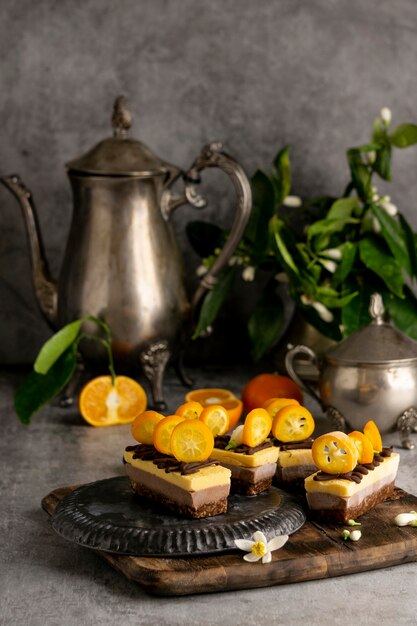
[15,317,115,424]
[188,109,417,358]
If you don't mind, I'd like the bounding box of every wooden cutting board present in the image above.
[42,485,417,596]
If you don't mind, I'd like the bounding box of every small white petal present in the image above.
[381,195,391,202]
[312,301,334,323]
[230,424,244,446]
[367,150,376,165]
[380,200,398,216]
[253,531,268,544]
[380,107,392,124]
[349,530,362,541]
[262,552,272,564]
[283,195,302,208]
[321,259,337,273]
[321,248,342,261]
[395,512,417,526]
[242,266,255,282]
[301,294,312,305]
[243,552,262,562]
[234,539,255,551]
[196,264,208,277]
[267,535,289,551]
[372,193,380,202]
[373,217,381,233]
[274,272,289,283]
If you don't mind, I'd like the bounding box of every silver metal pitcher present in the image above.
[285,293,417,448]
[1,96,251,407]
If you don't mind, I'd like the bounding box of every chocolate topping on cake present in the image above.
[313,447,392,483]
[125,444,220,475]
[273,438,314,451]
[214,435,272,455]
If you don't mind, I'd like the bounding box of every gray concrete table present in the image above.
[1,367,417,626]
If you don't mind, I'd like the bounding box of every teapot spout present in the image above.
[1,175,58,327]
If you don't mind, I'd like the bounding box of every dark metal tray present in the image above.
[50,476,306,557]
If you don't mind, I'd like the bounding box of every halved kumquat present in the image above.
[131,410,165,444]
[175,401,204,420]
[153,415,185,455]
[185,388,243,429]
[242,408,272,448]
[79,375,147,427]
[363,420,383,452]
[264,397,300,418]
[272,405,315,442]
[199,405,229,437]
[170,420,214,463]
[348,430,374,464]
[312,431,359,474]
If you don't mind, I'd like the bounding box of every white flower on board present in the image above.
[394,511,417,526]
[235,530,289,564]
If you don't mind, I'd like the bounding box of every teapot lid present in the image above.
[325,293,417,364]
[66,96,177,178]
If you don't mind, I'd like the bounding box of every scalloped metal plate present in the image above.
[51,476,306,556]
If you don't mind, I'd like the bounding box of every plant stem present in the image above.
[76,332,117,386]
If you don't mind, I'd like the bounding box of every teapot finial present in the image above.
[112,96,132,138]
[369,292,385,324]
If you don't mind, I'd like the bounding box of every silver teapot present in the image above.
[285,293,417,448]
[1,96,251,407]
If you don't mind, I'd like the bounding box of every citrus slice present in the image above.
[363,420,383,452]
[185,388,243,429]
[271,405,315,442]
[175,401,204,419]
[312,431,359,474]
[242,408,272,448]
[153,415,185,455]
[348,430,375,464]
[79,375,147,427]
[199,405,229,436]
[170,420,214,462]
[264,397,300,418]
[131,410,165,444]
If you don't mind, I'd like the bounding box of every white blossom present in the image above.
[242,266,256,282]
[372,193,380,202]
[196,264,208,277]
[321,259,338,273]
[373,216,381,233]
[349,530,362,541]
[312,301,334,323]
[394,511,417,526]
[380,107,392,125]
[321,248,342,261]
[301,294,313,306]
[283,195,302,208]
[235,530,289,564]
[367,150,376,165]
[380,200,398,217]
[229,424,244,447]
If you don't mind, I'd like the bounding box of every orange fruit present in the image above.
[242,373,303,413]
[131,410,165,444]
[348,431,374,464]
[170,420,214,462]
[199,405,229,436]
[264,397,300,418]
[242,408,272,447]
[176,401,204,419]
[153,415,185,455]
[312,431,359,474]
[79,375,147,427]
[185,388,243,429]
[363,420,383,452]
[271,405,315,442]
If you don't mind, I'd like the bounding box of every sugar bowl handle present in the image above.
[285,344,323,407]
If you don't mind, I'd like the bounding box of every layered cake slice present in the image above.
[211,408,279,495]
[265,399,316,486]
[304,424,399,523]
[124,411,231,519]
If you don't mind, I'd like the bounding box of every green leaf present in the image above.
[245,170,276,248]
[332,242,357,287]
[247,289,284,361]
[272,145,291,204]
[370,204,412,276]
[327,198,358,220]
[296,302,342,342]
[307,217,359,241]
[373,144,391,181]
[186,221,224,258]
[270,216,299,276]
[192,267,236,339]
[341,281,376,336]
[398,214,417,278]
[359,237,404,298]
[390,124,417,148]
[385,287,417,340]
[372,117,385,144]
[15,345,77,424]
[347,149,372,200]
[315,286,359,309]
[34,320,83,374]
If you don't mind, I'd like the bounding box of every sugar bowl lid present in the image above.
[66,96,176,177]
[325,293,417,364]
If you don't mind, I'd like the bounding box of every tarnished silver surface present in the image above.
[51,476,306,557]
[285,294,417,436]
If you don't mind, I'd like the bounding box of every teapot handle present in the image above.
[168,142,252,313]
[285,344,323,407]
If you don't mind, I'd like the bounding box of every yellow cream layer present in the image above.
[124,450,231,492]
[278,448,313,468]
[304,453,399,497]
[211,445,279,468]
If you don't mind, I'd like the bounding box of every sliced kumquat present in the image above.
[312,431,359,474]
[79,375,147,427]
[199,405,230,437]
[170,420,214,462]
[175,401,204,420]
[264,397,300,418]
[348,430,375,464]
[242,408,273,448]
[153,415,185,455]
[131,410,165,444]
[185,387,243,428]
[272,405,315,442]
[363,420,383,452]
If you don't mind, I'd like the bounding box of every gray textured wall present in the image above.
[1,0,417,363]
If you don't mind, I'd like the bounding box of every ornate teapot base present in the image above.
[326,406,417,450]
